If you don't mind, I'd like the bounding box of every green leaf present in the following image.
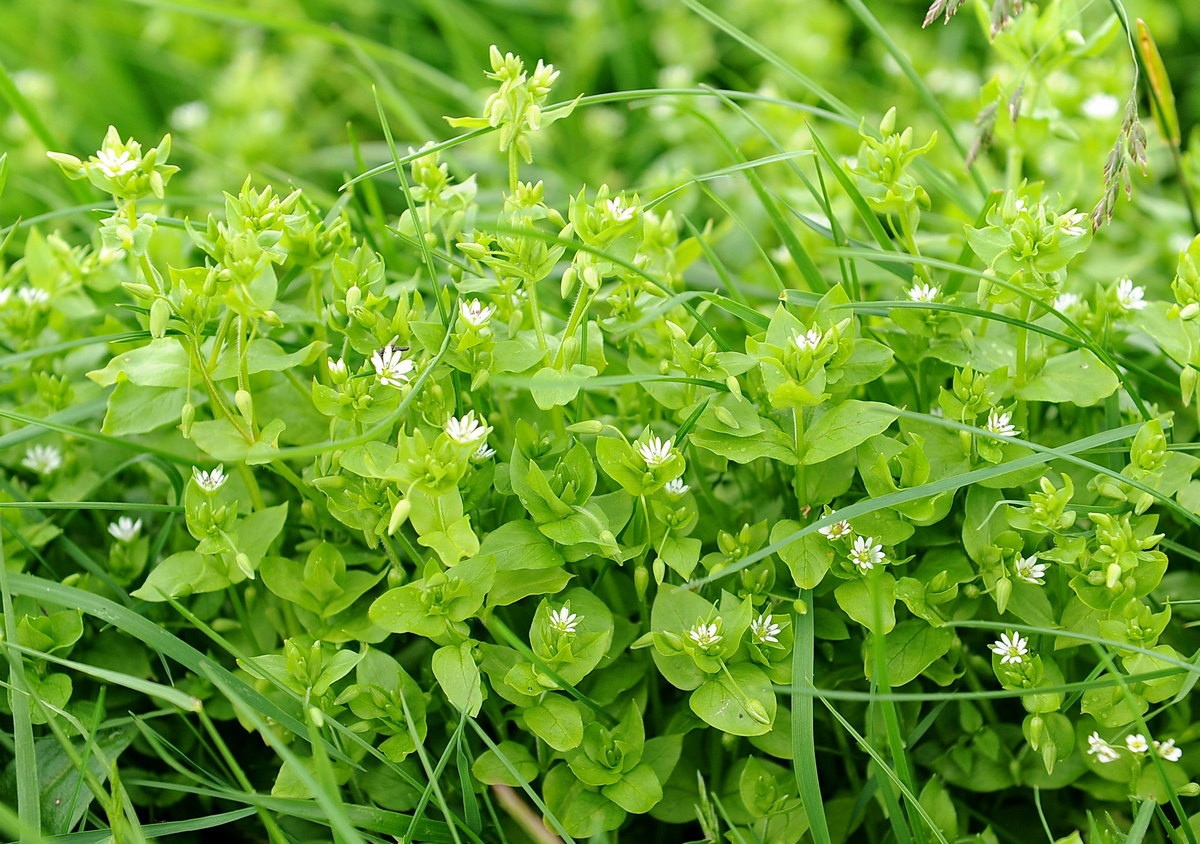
[530,364,598,410]
[432,642,483,717]
[834,572,897,634]
[802,400,898,465]
[772,521,832,589]
[602,762,663,814]
[689,662,776,736]
[1015,349,1119,406]
[88,338,190,388]
[524,694,584,751]
[102,383,188,436]
[0,730,134,835]
[864,620,955,686]
[471,741,539,786]
[542,764,626,837]
[132,551,233,600]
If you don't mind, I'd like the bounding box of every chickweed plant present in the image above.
[2,0,1200,842]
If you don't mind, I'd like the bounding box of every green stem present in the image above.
[524,275,549,352]
[792,408,807,517]
[552,282,590,369]
[1014,298,1032,388]
[506,144,520,195]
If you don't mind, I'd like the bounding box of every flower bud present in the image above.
[234,389,254,424]
[745,698,772,725]
[634,565,650,603]
[566,420,604,435]
[388,498,412,535]
[149,297,171,338]
[180,402,195,437]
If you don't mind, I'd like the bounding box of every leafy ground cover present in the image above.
[3,0,1200,842]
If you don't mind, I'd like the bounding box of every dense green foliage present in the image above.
[3,1,1200,842]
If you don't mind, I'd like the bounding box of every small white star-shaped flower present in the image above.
[458,298,496,328]
[605,196,635,222]
[793,329,823,353]
[818,519,853,540]
[1053,292,1080,312]
[107,516,143,543]
[1087,732,1120,763]
[848,535,886,573]
[749,613,782,645]
[1114,277,1147,311]
[22,444,62,475]
[1125,734,1149,754]
[687,620,722,649]
[988,631,1029,665]
[1056,209,1087,237]
[18,287,49,307]
[638,436,675,467]
[371,345,416,387]
[444,411,492,445]
[193,465,228,492]
[907,283,939,303]
[985,409,1019,437]
[548,605,581,635]
[1014,554,1048,585]
[1154,738,1182,762]
[664,478,690,496]
[96,148,138,179]
[471,443,496,462]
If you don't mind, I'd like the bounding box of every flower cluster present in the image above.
[1087,731,1182,764]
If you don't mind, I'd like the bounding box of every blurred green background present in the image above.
[1,0,1198,259]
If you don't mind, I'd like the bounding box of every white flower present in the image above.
[169,100,210,131]
[1014,554,1048,585]
[1125,734,1149,754]
[18,287,49,307]
[458,298,495,329]
[1081,93,1120,120]
[1053,292,1080,312]
[985,409,1019,437]
[848,535,886,572]
[818,519,853,540]
[472,443,496,462]
[21,444,62,475]
[371,345,416,387]
[793,329,823,353]
[988,631,1029,665]
[327,358,347,377]
[1114,277,1147,312]
[605,196,635,222]
[1056,209,1087,237]
[687,620,722,649]
[665,478,690,496]
[1087,732,1120,763]
[107,516,142,543]
[1154,739,1183,762]
[638,436,674,467]
[907,282,939,303]
[548,606,580,635]
[96,147,138,178]
[445,411,492,445]
[193,465,228,492]
[749,613,782,645]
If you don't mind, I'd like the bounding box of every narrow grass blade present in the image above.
[791,591,832,844]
